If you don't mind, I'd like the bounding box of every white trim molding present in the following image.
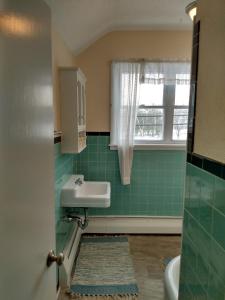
[57,287,61,300]
[110,144,186,151]
[85,216,183,234]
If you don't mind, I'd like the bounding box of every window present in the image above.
[135,75,165,142]
[110,61,191,149]
[173,74,189,141]
[135,66,190,145]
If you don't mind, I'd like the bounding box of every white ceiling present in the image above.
[47,0,192,55]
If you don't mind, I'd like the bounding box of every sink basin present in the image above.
[61,175,111,208]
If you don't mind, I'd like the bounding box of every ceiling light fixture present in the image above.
[185,1,197,21]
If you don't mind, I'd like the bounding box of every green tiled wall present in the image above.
[69,135,186,216]
[179,163,225,299]
[54,143,79,284]
[54,137,186,256]
[54,143,77,227]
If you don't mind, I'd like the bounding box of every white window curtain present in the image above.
[142,62,191,84]
[111,62,141,185]
[111,61,190,185]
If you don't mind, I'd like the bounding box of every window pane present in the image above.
[139,82,164,106]
[172,108,188,140]
[175,74,190,106]
[135,108,164,140]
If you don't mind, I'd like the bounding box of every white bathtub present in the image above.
[164,255,180,300]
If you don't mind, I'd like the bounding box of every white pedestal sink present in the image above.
[61,175,111,208]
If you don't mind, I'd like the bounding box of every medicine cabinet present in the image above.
[59,68,86,153]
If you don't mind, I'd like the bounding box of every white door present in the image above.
[0,1,57,299]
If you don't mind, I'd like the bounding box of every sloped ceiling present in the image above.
[47,0,192,55]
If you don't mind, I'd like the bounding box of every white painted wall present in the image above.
[194,0,225,163]
[49,0,192,54]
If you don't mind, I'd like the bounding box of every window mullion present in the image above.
[163,85,175,143]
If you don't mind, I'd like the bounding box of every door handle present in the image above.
[47,250,64,267]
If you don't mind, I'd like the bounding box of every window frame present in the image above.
[134,83,189,147]
[110,61,191,151]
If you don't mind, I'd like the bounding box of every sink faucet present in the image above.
[75,178,83,185]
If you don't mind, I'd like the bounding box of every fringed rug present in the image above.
[69,236,138,299]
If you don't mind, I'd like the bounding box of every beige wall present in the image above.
[52,29,76,131]
[194,0,225,163]
[75,31,192,132]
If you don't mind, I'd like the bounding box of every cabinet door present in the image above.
[77,79,85,128]
[81,83,86,127]
[77,80,82,127]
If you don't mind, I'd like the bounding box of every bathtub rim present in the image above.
[164,255,180,300]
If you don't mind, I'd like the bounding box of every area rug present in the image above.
[69,236,138,299]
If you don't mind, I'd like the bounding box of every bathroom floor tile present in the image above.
[129,235,181,300]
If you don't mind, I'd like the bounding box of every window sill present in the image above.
[109,144,186,151]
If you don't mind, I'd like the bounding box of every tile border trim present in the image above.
[87,132,110,136]
[54,132,110,144]
[187,152,225,180]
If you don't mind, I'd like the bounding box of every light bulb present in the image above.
[185,1,197,21]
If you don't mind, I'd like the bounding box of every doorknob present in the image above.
[47,250,64,267]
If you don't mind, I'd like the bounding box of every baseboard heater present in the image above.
[59,220,83,289]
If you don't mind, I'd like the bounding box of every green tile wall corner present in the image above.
[54,143,80,285]
[54,143,78,229]
[67,135,187,217]
[179,163,225,300]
